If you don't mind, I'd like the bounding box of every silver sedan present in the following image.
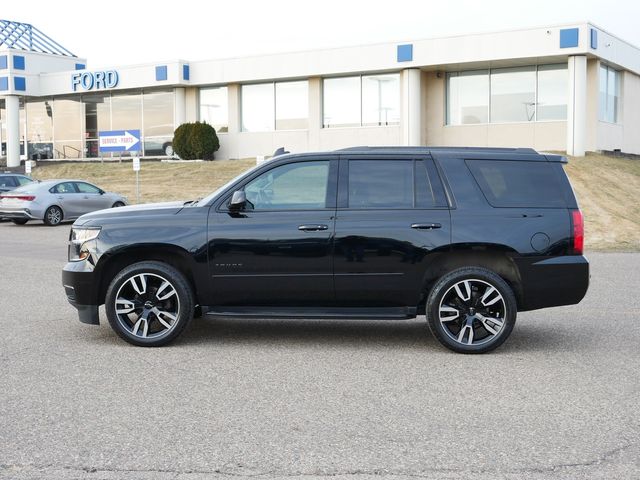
[0,179,127,226]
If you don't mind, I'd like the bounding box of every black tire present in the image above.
[105,261,194,347]
[112,201,125,208]
[11,219,28,225]
[43,206,63,226]
[426,267,517,354]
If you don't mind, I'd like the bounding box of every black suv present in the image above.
[62,147,589,353]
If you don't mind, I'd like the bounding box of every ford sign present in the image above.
[71,71,119,91]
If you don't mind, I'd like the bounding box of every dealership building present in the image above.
[1,19,639,166]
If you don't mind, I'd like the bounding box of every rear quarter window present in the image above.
[466,160,566,208]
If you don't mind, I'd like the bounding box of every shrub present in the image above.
[172,121,220,160]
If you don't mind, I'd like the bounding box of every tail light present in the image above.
[571,209,584,255]
[0,195,36,201]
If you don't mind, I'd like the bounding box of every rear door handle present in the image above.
[298,224,328,232]
[411,223,442,230]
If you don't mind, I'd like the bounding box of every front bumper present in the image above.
[515,255,590,311]
[62,261,101,325]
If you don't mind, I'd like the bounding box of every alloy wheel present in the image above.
[438,279,507,347]
[114,273,181,339]
[46,207,62,225]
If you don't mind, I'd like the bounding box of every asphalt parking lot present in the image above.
[0,221,638,480]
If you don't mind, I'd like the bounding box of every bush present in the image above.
[172,121,220,160]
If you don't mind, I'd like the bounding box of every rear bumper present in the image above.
[515,255,589,311]
[62,262,101,325]
[0,209,38,220]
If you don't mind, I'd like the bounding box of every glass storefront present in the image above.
[82,93,110,158]
[323,74,400,128]
[143,90,174,156]
[5,89,176,160]
[446,64,569,125]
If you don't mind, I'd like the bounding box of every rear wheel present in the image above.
[11,219,28,225]
[105,261,194,347]
[43,206,63,226]
[426,267,517,354]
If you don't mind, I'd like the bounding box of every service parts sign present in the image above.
[98,130,141,153]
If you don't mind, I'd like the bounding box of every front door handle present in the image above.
[298,224,328,232]
[411,223,442,230]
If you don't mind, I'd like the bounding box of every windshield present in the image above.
[198,162,264,206]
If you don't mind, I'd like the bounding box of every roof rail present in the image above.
[335,146,538,154]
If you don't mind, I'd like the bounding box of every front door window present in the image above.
[243,161,330,210]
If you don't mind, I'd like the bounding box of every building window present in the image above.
[82,94,110,158]
[323,74,400,128]
[26,99,54,159]
[536,64,568,121]
[200,86,228,132]
[143,90,174,156]
[362,74,401,126]
[242,83,275,132]
[53,97,83,159]
[599,64,620,123]
[111,92,142,132]
[275,81,308,130]
[446,64,568,125]
[446,70,489,124]
[323,76,360,128]
[490,66,536,123]
[242,81,309,132]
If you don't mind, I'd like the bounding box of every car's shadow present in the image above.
[178,317,433,349]
[165,316,571,353]
[3,221,72,228]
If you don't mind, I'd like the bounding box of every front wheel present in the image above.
[112,201,125,208]
[105,261,194,347]
[426,267,517,354]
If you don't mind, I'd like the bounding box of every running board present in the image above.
[203,306,417,320]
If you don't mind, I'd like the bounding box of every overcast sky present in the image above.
[2,0,638,68]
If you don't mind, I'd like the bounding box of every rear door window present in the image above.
[347,159,447,209]
[52,182,77,194]
[466,160,566,208]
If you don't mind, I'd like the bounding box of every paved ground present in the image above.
[0,221,638,480]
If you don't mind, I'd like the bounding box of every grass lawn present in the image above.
[29,153,640,251]
[31,159,255,205]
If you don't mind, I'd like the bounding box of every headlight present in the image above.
[69,227,101,261]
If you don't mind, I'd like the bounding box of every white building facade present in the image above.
[1,21,639,166]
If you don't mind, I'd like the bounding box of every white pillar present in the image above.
[567,55,587,157]
[174,87,186,127]
[308,77,322,151]
[6,95,20,168]
[184,87,199,123]
[401,68,422,146]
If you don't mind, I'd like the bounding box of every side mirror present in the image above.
[229,190,246,211]
[99,189,105,195]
